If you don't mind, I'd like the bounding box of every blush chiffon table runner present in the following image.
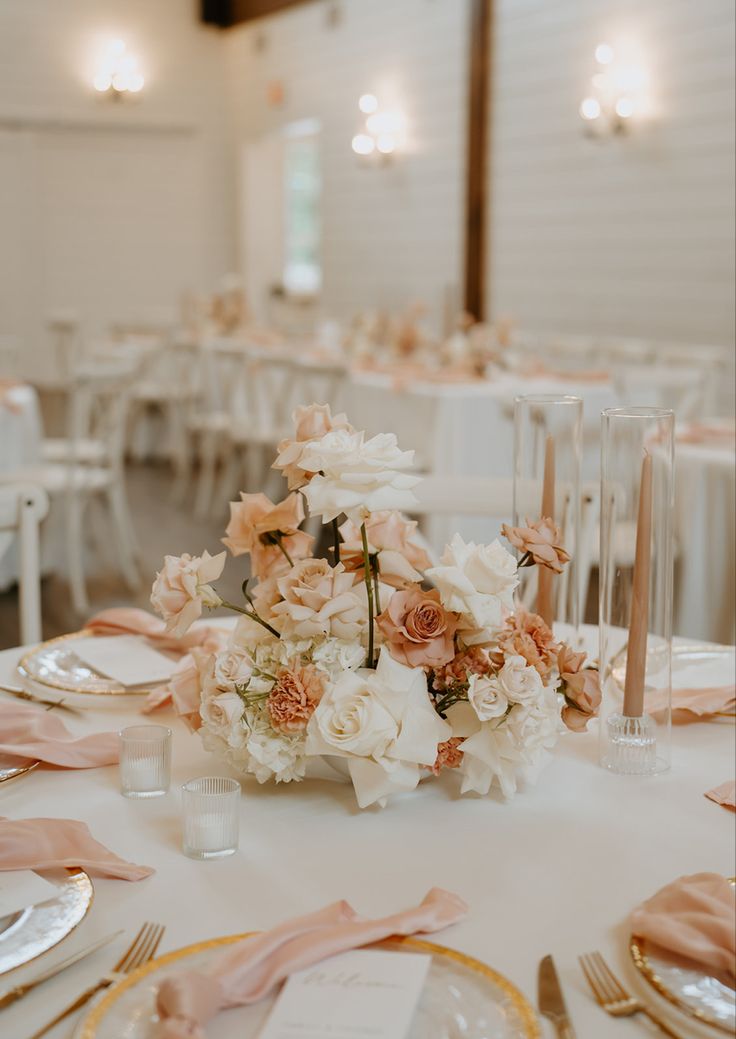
[0,624,733,1039]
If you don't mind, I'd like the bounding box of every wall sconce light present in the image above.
[351,95,405,160]
[580,42,649,136]
[93,39,144,99]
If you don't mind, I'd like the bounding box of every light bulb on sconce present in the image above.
[352,94,405,162]
[580,40,650,137]
[93,39,145,100]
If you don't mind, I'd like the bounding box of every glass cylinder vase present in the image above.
[599,407,674,775]
[512,395,583,640]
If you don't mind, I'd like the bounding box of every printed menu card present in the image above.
[258,948,431,1039]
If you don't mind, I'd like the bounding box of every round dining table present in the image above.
[0,624,733,1038]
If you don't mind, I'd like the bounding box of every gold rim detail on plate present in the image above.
[0,760,40,783]
[79,933,541,1038]
[17,630,160,697]
[630,879,736,1035]
[0,868,94,975]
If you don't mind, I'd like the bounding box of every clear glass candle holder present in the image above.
[599,407,674,775]
[119,724,172,799]
[182,777,240,860]
[513,395,583,637]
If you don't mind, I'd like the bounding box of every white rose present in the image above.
[302,430,419,523]
[214,648,253,690]
[467,674,509,721]
[497,655,543,705]
[309,672,398,758]
[427,534,518,637]
[201,691,245,733]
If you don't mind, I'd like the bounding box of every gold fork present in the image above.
[579,951,684,1038]
[28,922,165,1039]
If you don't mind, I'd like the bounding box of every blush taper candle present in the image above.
[623,451,653,718]
[536,434,555,626]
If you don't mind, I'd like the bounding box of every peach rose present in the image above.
[501,517,570,573]
[150,550,225,637]
[271,559,366,640]
[377,588,458,669]
[561,668,602,732]
[339,510,432,587]
[273,404,354,490]
[267,664,325,734]
[222,492,313,579]
[495,610,558,680]
[427,736,465,776]
[431,646,493,691]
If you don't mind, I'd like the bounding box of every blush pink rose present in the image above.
[561,668,602,732]
[150,550,225,637]
[273,404,354,491]
[271,559,366,640]
[267,664,325,734]
[222,492,313,579]
[339,510,432,587]
[377,588,458,669]
[501,517,570,573]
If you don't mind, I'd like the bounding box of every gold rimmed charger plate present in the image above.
[0,754,39,783]
[630,879,736,1034]
[0,867,94,975]
[78,934,541,1038]
[17,630,163,709]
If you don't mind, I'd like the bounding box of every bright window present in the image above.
[283,119,321,296]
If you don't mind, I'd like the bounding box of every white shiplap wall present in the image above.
[489,0,736,346]
[0,0,235,375]
[224,0,470,333]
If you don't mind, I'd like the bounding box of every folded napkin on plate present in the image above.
[0,817,153,881]
[0,701,118,767]
[705,781,736,810]
[647,685,735,723]
[155,888,467,1039]
[631,872,736,980]
[85,608,226,720]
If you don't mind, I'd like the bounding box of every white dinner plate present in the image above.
[0,868,94,975]
[76,934,541,1038]
[16,631,164,709]
[611,643,735,702]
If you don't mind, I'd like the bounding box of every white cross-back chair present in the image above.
[22,362,141,615]
[0,483,49,644]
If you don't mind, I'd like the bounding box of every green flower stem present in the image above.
[360,521,375,668]
[276,537,294,567]
[332,518,341,564]
[370,554,382,616]
[219,599,280,639]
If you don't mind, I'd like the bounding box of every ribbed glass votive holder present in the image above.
[119,724,172,798]
[182,776,241,860]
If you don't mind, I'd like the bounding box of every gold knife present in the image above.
[0,931,122,1010]
[0,683,77,713]
[538,954,576,1039]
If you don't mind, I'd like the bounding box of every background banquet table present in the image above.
[1,625,733,1038]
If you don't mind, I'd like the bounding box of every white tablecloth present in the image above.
[1,625,733,1039]
[675,440,736,645]
[0,384,43,589]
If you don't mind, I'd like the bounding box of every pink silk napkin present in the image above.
[156,888,467,1039]
[0,701,118,767]
[0,817,153,881]
[85,608,226,718]
[647,685,735,723]
[631,873,736,980]
[705,781,736,810]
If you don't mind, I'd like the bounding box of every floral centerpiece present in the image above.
[151,405,600,808]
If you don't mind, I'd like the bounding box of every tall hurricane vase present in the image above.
[513,394,583,641]
[599,407,674,775]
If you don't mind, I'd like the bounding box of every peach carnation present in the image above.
[431,646,493,692]
[267,664,326,734]
[494,610,559,680]
[427,737,465,776]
